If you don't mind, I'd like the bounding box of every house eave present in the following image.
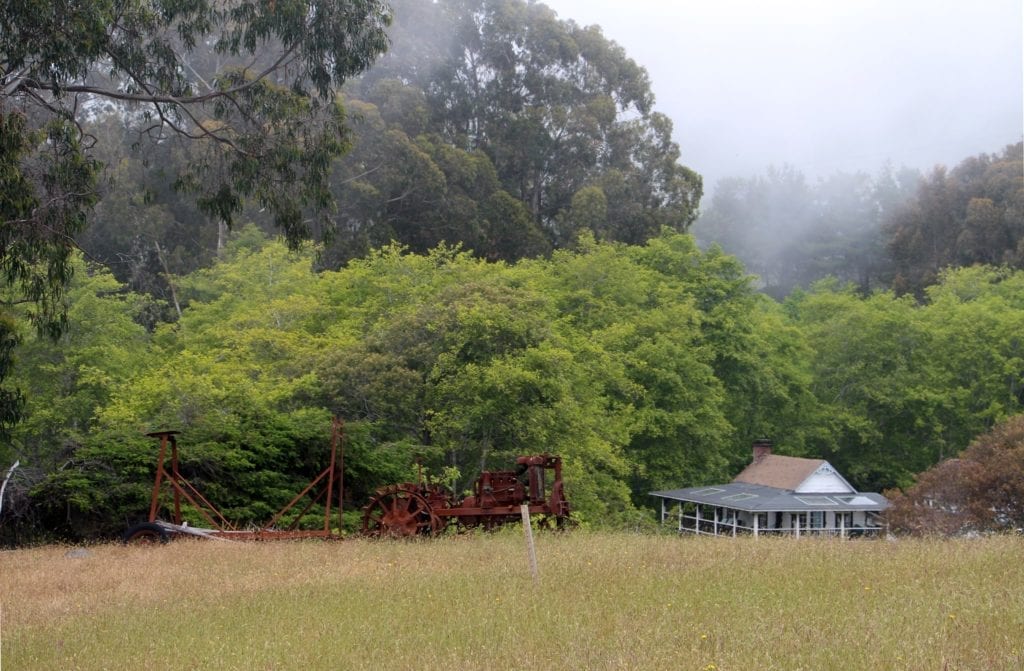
[650,482,890,512]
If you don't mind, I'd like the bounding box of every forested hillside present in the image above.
[72,0,702,308]
[2,230,1022,540]
[1,0,1023,542]
[694,164,918,298]
[695,142,1024,299]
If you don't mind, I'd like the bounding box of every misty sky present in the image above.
[542,0,1023,191]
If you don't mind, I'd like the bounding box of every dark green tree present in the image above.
[353,0,702,248]
[887,142,1024,296]
[0,0,391,427]
[319,95,549,266]
[1,98,99,435]
[3,0,391,241]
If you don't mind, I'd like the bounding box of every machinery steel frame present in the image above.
[124,419,345,543]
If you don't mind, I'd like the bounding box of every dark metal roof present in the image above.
[650,482,889,512]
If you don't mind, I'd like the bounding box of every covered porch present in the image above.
[658,499,886,537]
[651,482,889,538]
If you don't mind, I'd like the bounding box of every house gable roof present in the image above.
[734,455,818,489]
[731,455,856,494]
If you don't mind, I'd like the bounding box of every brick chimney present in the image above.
[752,439,773,462]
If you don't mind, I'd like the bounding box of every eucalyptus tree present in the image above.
[0,0,391,429]
[320,95,550,267]
[357,0,703,248]
[887,142,1024,296]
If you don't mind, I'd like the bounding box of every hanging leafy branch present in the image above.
[0,0,392,431]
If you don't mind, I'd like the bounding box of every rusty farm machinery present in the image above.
[122,419,347,543]
[361,454,571,537]
[123,420,570,543]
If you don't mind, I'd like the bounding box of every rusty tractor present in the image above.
[361,454,571,537]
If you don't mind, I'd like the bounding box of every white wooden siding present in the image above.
[794,463,855,493]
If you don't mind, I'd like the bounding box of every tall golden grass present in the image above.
[1,531,1021,670]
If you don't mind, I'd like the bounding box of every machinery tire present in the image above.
[122,522,170,545]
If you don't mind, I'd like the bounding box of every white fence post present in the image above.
[520,504,539,584]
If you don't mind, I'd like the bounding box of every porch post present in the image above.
[660,498,666,525]
[840,512,846,539]
[713,507,719,536]
[695,505,702,535]
[753,512,759,538]
[732,510,737,537]
[794,514,800,539]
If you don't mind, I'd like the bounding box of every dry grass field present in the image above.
[1,531,1021,670]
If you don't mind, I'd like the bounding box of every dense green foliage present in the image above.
[347,0,702,249]
[2,230,1022,540]
[72,0,702,292]
[1,0,391,430]
[887,142,1024,296]
[2,0,390,243]
[786,266,1024,491]
[1,1,1021,542]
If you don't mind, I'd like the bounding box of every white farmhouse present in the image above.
[651,440,889,537]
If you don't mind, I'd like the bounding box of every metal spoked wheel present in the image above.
[122,522,170,544]
[361,485,442,538]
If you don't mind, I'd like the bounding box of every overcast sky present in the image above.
[541,0,1023,191]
